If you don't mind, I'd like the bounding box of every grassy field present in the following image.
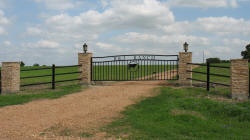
[104,87,250,139]
[0,84,84,107]
[192,63,231,86]
[20,65,80,87]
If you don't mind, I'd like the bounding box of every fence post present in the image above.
[230,59,249,101]
[206,62,210,91]
[78,52,93,85]
[179,52,192,86]
[52,64,55,89]
[1,62,20,94]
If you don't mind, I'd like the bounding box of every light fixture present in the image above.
[83,43,88,53]
[183,42,189,52]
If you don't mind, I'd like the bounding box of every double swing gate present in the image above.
[91,54,179,81]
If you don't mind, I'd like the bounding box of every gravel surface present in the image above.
[0,81,169,140]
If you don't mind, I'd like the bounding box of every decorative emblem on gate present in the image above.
[128,61,139,72]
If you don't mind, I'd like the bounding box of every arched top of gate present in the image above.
[92,54,179,62]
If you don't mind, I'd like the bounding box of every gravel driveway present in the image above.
[0,81,169,139]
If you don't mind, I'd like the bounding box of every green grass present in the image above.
[92,65,177,80]
[20,66,80,86]
[192,63,231,85]
[0,84,84,107]
[104,87,250,139]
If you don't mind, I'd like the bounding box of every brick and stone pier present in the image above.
[231,59,249,101]
[179,52,192,86]
[78,53,92,85]
[1,62,20,94]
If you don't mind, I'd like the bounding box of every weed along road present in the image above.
[0,81,167,139]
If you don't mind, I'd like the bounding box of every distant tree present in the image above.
[206,57,221,63]
[20,61,25,67]
[220,60,230,63]
[33,63,40,67]
[241,43,250,61]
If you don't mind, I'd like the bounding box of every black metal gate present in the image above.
[91,54,179,81]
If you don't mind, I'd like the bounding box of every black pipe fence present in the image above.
[20,64,82,89]
[187,62,230,91]
[0,70,1,93]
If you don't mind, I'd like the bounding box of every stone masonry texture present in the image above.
[179,52,192,86]
[231,59,249,101]
[1,62,20,94]
[78,53,92,84]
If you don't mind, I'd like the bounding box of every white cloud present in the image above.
[27,0,175,44]
[3,41,11,46]
[116,32,209,46]
[26,27,43,36]
[24,39,60,49]
[34,0,75,10]
[0,10,10,35]
[96,42,123,52]
[196,16,250,36]
[167,0,238,8]
[21,0,249,63]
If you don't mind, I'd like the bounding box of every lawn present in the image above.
[0,84,84,107]
[192,63,231,86]
[104,87,250,139]
[20,65,81,87]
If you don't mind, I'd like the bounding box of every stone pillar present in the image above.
[1,62,20,94]
[78,53,92,85]
[179,52,192,86]
[231,59,249,101]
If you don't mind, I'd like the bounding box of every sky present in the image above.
[0,0,249,66]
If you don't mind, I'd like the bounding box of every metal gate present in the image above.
[91,54,179,81]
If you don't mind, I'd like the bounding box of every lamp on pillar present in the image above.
[183,42,189,52]
[83,43,88,53]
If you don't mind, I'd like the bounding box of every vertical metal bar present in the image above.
[169,60,172,80]
[164,60,166,80]
[171,61,173,79]
[91,58,93,81]
[207,62,210,91]
[143,60,146,80]
[161,60,163,80]
[166,61,168,80]
[108,61,110,81]
[115,59,117,80]
[176,56,179,80]
[118,60,120,81]
[102,61,104,81]
[110,61,112,81]
[127,60,129,80]
[97,62,99,81]
[122,60,123,81]
[138,60,140,80]
[122,60,124,81]
[52,64,55,89]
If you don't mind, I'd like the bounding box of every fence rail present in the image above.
[20,64,82,89]
[187,62,231,91]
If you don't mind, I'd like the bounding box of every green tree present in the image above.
[33,63,40,67]
[241,43,250,61]
[20,61,25,67]
[206,57,221,63]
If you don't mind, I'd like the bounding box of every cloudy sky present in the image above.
[0,0,249,65]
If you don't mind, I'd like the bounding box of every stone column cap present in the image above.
[230,59,248,62]
[2,62,20,64]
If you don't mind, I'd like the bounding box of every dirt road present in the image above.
[0,81,169,139]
